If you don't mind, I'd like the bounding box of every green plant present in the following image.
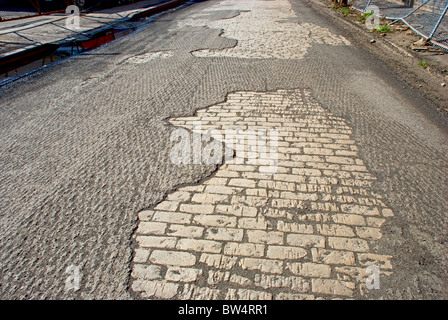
[376,24,392,33]
[419,60,428,68]
[337,6,352,16]
[357,11,374,22]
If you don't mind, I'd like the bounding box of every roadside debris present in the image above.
[411,37,430,51]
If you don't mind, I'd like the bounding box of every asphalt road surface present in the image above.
[0,0,447,299]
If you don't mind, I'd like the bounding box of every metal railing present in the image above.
[350,0,448,49]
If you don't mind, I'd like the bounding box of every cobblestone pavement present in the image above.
[178,0,350,59]
[0,0,447,300]
[131,88,394,299]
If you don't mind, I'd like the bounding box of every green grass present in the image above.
[337,7,352,16]
[357,11,374,23]
[376,24,392,33]
[419,60,428,68]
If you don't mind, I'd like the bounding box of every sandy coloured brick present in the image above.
[239,258,283,274]
[355,227,382,240]
[332,214,366,226]
[287,262,332,278]
[312,248,356,265]
[149,250,196,267]
[231,195,268,207]
[228,178,256,188]
[311,279,355,297]
[306,162,340,171]
[286,234,325,248]
[193,214,237,227]
[216,204,258,217]
[316,224,355,237]
[272,174,306,183]
[303,147,334,155]
[136,222,167,235]
[133,249,151,263]
[277,221,314,234]
[225,288,273,300]
[207,270,230,285]
[247,230,284,244]
[131,280,179,299]
[277,160,305,168]
[291,154,324,163]
[321,133,351,140]
[199,253,238,269]
[254,274,311,292]
[266,245,307,260]
[191,193,229,204]
[166,224,204,238]
[138,210,154,221]
[381,208,394,217]
[154,201,179,212]
[335,139,355,145]
[335,150,358,157]
[179,203,215,214]
[246,188,268,197]
[307,176,339,185]
[328,237,369,252]
[178,185,205,193]
[340,204,380,216]
[204,177,228,186]
[281,191,318,201]
[226,164,257,172]
[152,211,192,224]
[357,253,393,269]
[238,217,268,230]
[165,267,203,282]
[224,242,265,257]
[334,266,374,283]
[275,293,315,300]
[366,217,386,228]
[204,185,237,195]
[205,227,244,241]
[131,264,162,280]
[177,238,222,253]
[136,236,177,249]
[166,191,191,202]
[271,199,300,208]
[291,168,322,176]
[259,180,295,191]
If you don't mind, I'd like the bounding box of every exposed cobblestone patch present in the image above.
[131,88,394,299]
[177,0,350,59]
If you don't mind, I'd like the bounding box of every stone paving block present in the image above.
[224,242,265,257]
[131,85,395,299]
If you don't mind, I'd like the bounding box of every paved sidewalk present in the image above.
[0,0,174,54]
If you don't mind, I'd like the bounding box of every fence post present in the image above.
[428,2,448,40]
